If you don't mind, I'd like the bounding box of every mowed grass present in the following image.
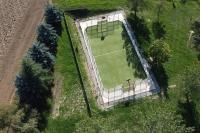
[87,22,142,89]
[53,0,127,10]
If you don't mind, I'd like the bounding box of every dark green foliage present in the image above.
[182,63,200,102]
[148,39,171,66]
[27,42,55,70]
[45,5,62,26]
[45,5,62,35]
[178,63,200,131]
[0,105,40,133]
[37,23,58,55]
[192,19,200,51]
[11,108,40,133]
[177,100,200,132]
[15,58,53,111]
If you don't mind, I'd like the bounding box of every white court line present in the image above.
[94,49,124,58]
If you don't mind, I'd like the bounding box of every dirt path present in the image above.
[0,0,48,104]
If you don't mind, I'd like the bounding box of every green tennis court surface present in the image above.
[86,21,145,89]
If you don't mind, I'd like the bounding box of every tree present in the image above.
[0,105,40,133]
[182,63,200,103]
[44,5,62,27]
[178,63,200,132]
[15,58,53,111]
[37,23,58,55]
[27,42,55,70]
[148,39,170,66]
[0,105,17,132]
[10,108,40,133]
[191,19,200,51]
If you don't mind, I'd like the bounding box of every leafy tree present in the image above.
[15,58,53,111]
[178,64,200,132]
[27,42,55,70]
[182,63,200,103]
[44,5,62,27]
[37,23,58,55]
[10,108,39,133]
[0,105,17,132]
[148,39,171,66]
[0,105,39,133]
[191,19,200,51]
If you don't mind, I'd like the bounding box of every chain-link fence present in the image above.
[76,10,159,109]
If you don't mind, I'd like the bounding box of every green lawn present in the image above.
[46,0,200,132]
[135,1,199,85]
[46,21,88,133]
[53,0,127,10]
[87,22,145,89]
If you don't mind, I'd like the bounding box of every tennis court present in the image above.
[86,21,146,89]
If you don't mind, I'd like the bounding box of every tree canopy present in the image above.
[44,5,62,26]
[15,58,53,111]
[27,42,55,70]
[0,105,39,133]
[182,63,200,102]
[148,39,171,66]
[37,23,58,55]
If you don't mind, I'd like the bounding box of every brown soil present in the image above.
[0,0,48,104]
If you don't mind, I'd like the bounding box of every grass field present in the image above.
[47,0,200,132]
[53,0,127,10]
[86,21,145,89]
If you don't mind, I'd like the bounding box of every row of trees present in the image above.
[16,4,61,112]
[0,5,62,132]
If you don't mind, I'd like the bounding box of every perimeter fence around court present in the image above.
[76,11,159,109]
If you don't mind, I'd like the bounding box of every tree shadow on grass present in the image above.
[121,25,146,79]
[151,65,169,99]
[152,21,166,39]
[127,14,151,47]
[177,100,200,132]
[65,8,115,19]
